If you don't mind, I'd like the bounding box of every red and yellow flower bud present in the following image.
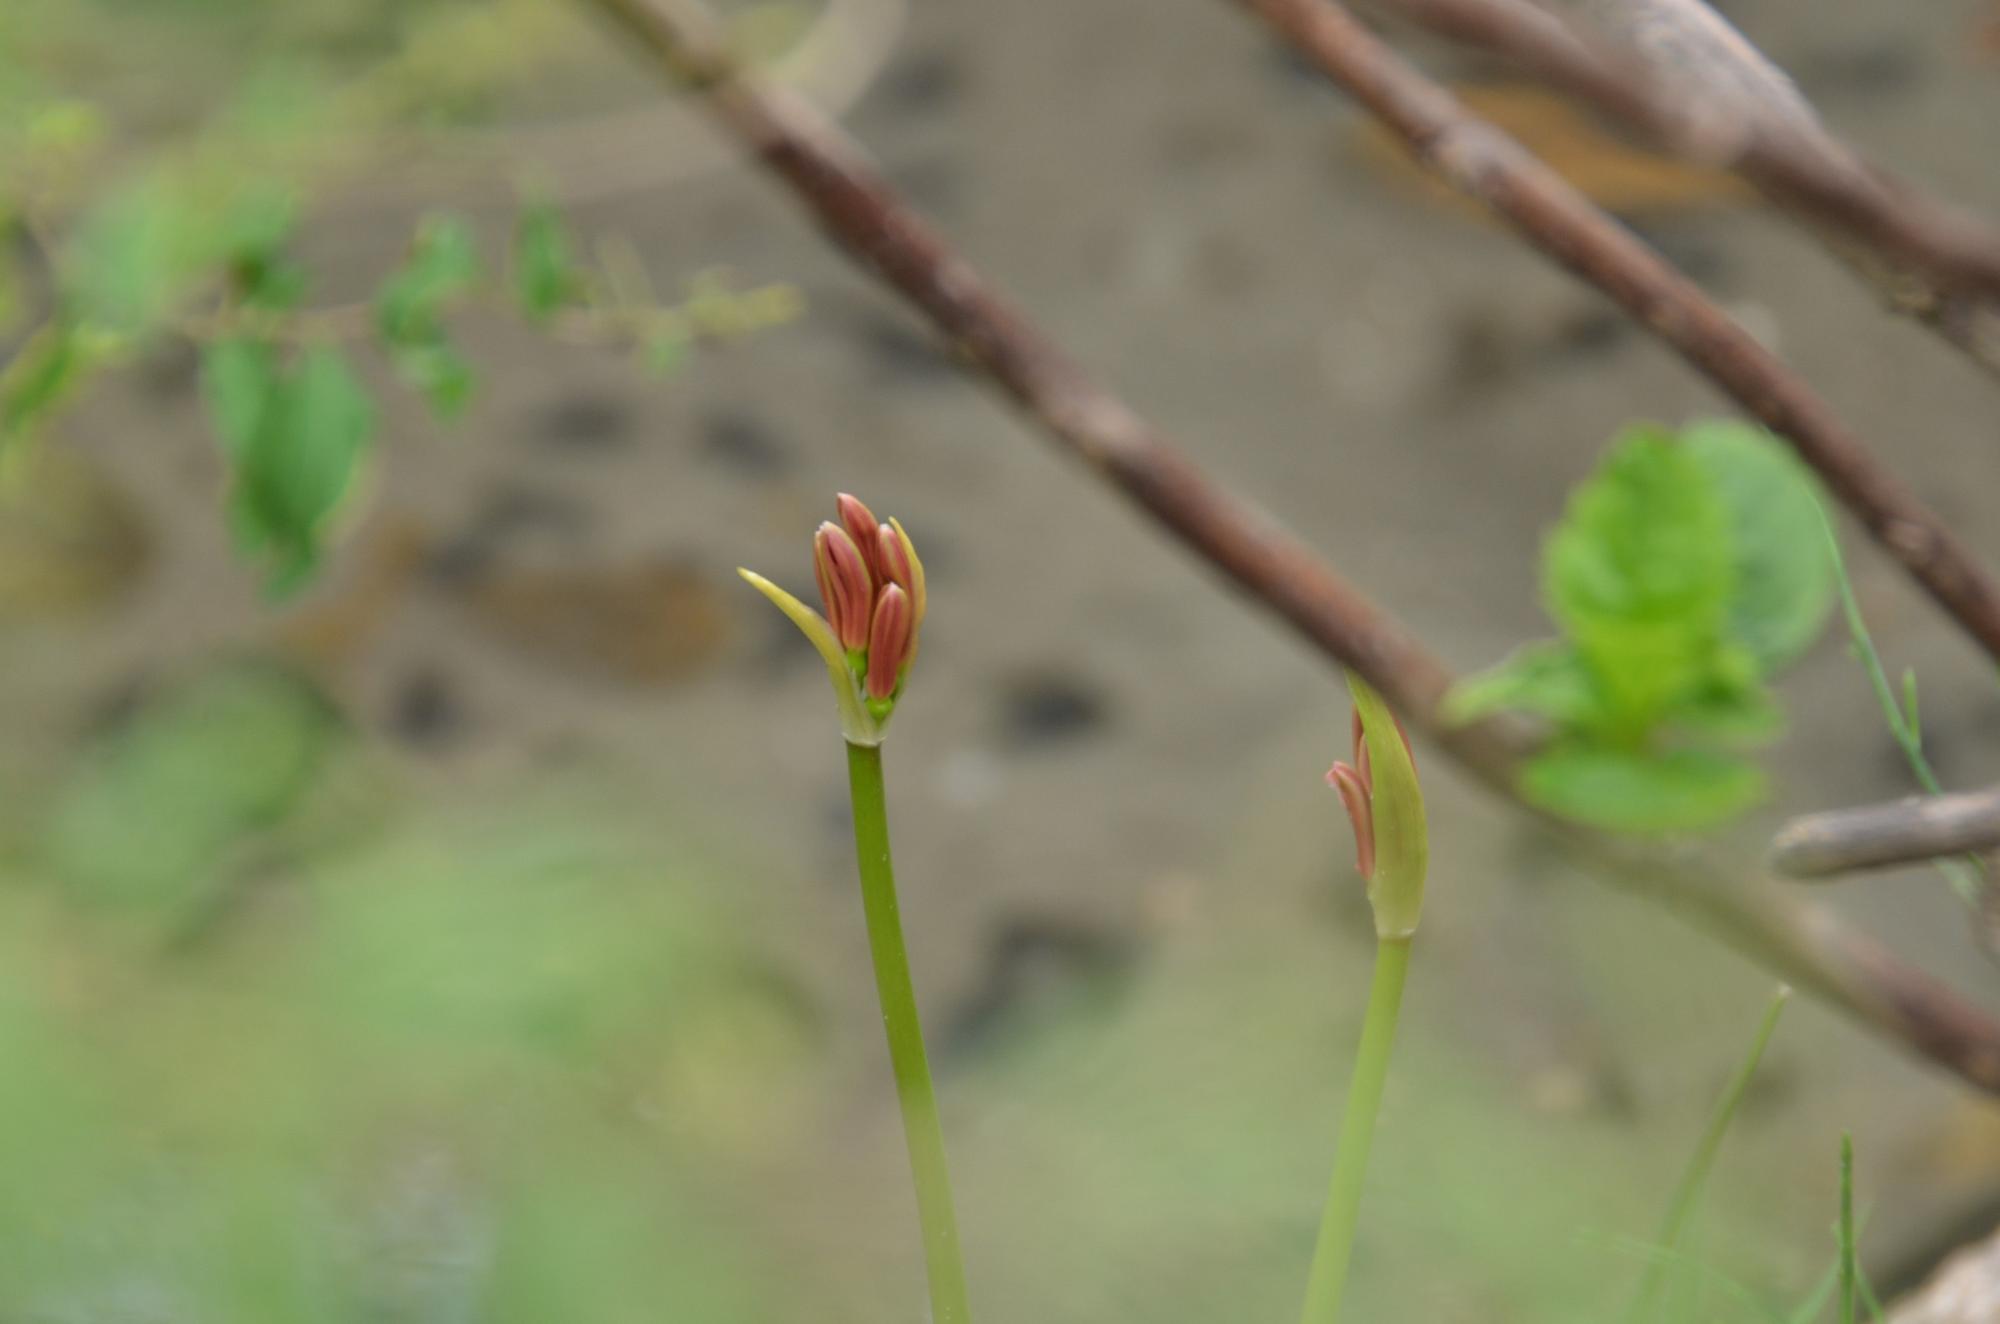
[814,521,875,651]
[867,584,915,701]
[744,493,931,746]
[837,491,885,583]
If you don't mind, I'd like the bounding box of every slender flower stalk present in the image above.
[1301,674,1429,1324]
[741,495,969,1324]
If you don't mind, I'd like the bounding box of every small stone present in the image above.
[998,671,1110,748]
[389,668,463,747]
[700,409,792,478]
[529,392,633,453]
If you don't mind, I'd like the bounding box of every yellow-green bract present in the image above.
[1347,673,1428,940]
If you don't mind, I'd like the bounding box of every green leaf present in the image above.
[376,214,479,420]
[205,343,375,595]
[221,186,305,311]
[1682,419,1834,673]
[390,339,475,421]
[1669,664,1785,743]
[1443,640,1597,727]
[1543,425,1734,732]
[0,318,85,439]
[376,212,478,347]
[200,337,279,461]
[1521,744,1766,834]
[513,200,580,323]
[1542,432,1724,737]
[66,172,209,335]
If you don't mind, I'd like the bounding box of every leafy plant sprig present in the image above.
[1,85,798,596]
[1448,420,1835,834]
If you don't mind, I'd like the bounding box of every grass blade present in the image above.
[1629,988,1791,1323]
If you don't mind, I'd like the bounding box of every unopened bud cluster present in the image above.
[817,493,925,705]
[741,492,928,745]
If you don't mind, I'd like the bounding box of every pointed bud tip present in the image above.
[1326,761,1376,881]
[837,493,885,581]
[866,583,915,700]
[814,522,875,650]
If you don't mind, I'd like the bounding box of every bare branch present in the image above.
[579,0,2000,1095]
[1373,0,2000,377]
[1232,0,2000,671]
[1771,786,2000,879]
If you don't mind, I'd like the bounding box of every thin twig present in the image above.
[579,0,2000,1095]
[1232,0,2000,671]
[1772,786,2000,880]
[1373,0,2000,378]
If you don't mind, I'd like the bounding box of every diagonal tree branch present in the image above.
[582,0,2000,1095]
[1232,0,2000,671]
[1370,0,2000,378]
[1772,784,2000,879]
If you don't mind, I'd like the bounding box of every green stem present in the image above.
[1300,936,1413,1324]
[1839,1135,1857,1324]
[1628,988,1788,1324]
[845,740,973,1324]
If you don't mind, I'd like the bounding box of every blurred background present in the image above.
[3,0,2000,1318]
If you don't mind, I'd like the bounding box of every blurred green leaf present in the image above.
[1544,425,1733,733]
[1682,420,1834,674]
[377,212,477,345]
[513,199,579,324]
[378,212,478,420]
[1444,640,1596,727]
[395,338,475,420]
[1668,666,1785,743]
[223,186,306,311]
[204,341,375,593]
[67,171,203,333]
[201,336,278,459]
[0,316,85,439]
[1522,745,1766,833]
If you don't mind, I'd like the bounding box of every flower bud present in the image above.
[814,522,874,651]
[1344,673,1428,940]
[743,493,928,746]
[866,584,914,701]
[837,492,885,583]
[881,517,927,658]
[1326,762,1375,881]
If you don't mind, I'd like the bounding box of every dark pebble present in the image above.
[528,392,633,454]
[701,409,792,478]
[1543,305,1630,362]
[427,485,590,585]
[942,915,1138,1061]
[998,671,1110,748]
[389,667,464,747]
